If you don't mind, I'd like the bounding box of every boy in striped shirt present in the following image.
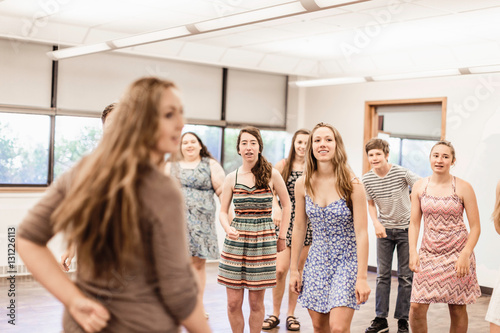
[362,138,420,333]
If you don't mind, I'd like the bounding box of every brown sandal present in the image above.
[286,315,300,331]
[262,315,280,330]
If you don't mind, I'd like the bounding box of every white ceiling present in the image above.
[1,0,500,79]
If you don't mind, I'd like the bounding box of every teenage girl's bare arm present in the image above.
[351,178,371,304]
[456,178,481,278]
[289,176,307,294]
[409,179,424,273]
[209,159,226,198]
[494,181,500,235]
[272,168,291,252]
[219,172,238,240]
[272,159,286,226]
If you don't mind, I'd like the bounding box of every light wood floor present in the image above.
[0,263,492,332]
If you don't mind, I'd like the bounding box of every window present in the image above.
[0,113,50,185]
[54,116,103,180]
[364,98,446,177]
[223,128,287,173]
[384,136,435,177]
[182,124,223,162]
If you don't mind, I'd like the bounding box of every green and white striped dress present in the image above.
[217,170,277,290]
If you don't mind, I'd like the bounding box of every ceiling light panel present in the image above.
[468,64,500,74]
[358,2,446,23]
[292,76,366,87]
[416,0,500,14]
[49,43,111,60]
[194,2,307,32]
[97,10,202,35]
[108,26,191,48]
[49,0,149,26]
[372,69,461,81]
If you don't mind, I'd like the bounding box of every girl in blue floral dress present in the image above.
[290,123,371,332]
[166,132,226,317]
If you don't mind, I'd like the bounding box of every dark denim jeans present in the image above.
[375,228,413,320]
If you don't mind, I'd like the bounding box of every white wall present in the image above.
[301,73,500,288]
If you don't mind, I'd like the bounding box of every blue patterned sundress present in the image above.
[298,194,359,313]
[173,157,219,260]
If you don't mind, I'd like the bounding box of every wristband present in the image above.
[278,237,286,240]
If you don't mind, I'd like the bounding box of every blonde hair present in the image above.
[281,129,310,182]
[304,122,354,211]
[431,140,456,162]
[52,77,177,278]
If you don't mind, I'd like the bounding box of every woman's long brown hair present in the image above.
[237,126,272,189]
[281,129,310,182]
[304,122,354,211]
[51,77,177,278]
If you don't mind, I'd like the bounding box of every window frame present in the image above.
[363,97,447,174]
[0,65,289,191]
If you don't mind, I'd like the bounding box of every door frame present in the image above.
[363,97,447,174]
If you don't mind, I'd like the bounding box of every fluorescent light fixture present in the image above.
[315,0,370,8]
[195,2,306,32]
[468,64,500,74]
[48,43,112,60]
[291,77,366,87]
[46,0,363,60]
[372,69,461,81]
[107,26,191,48]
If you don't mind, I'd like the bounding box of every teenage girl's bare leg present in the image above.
[491,323,500,333]
[248,289,266,333]
[410,302,429,333]
[308,309,330,333]
[286,245,310,329]
[328,306,354,333]
[448,304,467,333]
[269,247,290,318]
[226,288,244,333]
[191,256,207,314]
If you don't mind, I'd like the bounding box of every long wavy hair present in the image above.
[281,129,310,182]
[304,122,354,211]
[180,132,214,159]
[52,77,177,278]
[237,126,272,189]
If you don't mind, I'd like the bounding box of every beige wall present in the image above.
[299,73,500,287]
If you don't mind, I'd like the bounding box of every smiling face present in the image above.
[181,133,202,160]
[430,144,455,174]
[153,87,184,156]
[294,134,309,158]
[367,148,389,170]
[311,126,336,161]
[238,131,260,164]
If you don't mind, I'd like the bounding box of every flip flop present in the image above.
[262,315,280,330]
[286,315,300,331]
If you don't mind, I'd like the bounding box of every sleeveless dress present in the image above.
[299,195,359,313]
[411,177,481,304]
[279,170,313,248]
[173,157,219,260]
[217,169,277,290]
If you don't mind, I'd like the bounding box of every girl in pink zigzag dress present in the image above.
[409,141,481,333]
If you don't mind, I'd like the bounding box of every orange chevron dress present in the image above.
[411,177,481,304]
[217,171,277,290]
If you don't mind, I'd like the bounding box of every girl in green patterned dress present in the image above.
[218,126,291,333]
